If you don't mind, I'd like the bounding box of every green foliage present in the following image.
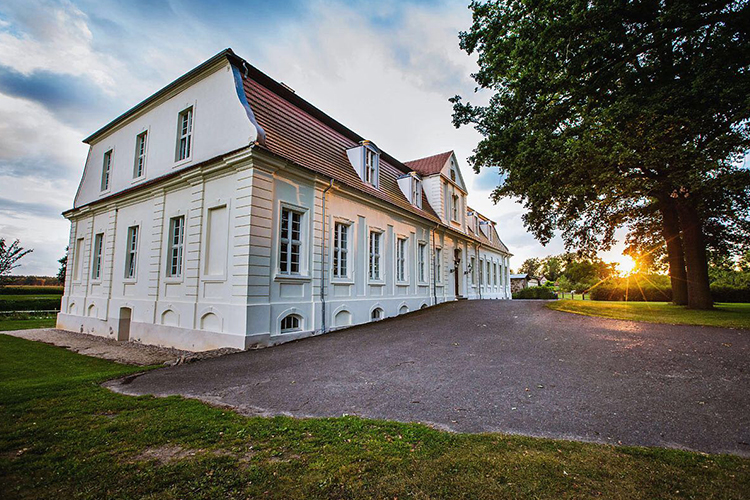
[4,335,749,499]
[0,295,61,312]
[541,256,563,281]
[710,285,750,303]
[0,238,32,281]
[451,0,750,259]
[512,286,558,299]
[0,286,64,295]
[518,257,541,277]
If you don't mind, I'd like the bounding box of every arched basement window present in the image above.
[280,314,302,333]
[371,308,384,321]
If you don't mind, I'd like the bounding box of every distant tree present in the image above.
[541,256,563,282]
[451,0,750,309]
[57,247,68,284]
[518,257,542,277]
[0,238,33,283]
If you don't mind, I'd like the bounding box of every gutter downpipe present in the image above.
[320,179,335,334]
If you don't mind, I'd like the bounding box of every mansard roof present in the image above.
[239,63,441,223]
[404,151,453,176]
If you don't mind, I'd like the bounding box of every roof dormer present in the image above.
[397,172,423,209]
[347,140,380,189]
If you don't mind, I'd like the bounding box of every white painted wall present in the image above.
[74,60,255,208]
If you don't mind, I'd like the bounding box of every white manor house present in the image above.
[57,49,512,351]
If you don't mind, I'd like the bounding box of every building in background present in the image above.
[57,49,511,351]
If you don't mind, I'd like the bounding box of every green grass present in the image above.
[1,336,749,499]
[548,300,750,329]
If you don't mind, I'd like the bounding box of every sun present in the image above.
[617,255,637,275]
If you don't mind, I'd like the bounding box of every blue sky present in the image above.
[0,0,595,275]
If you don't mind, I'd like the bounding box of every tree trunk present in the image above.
[658,200,688,305]
[677,199,713,309]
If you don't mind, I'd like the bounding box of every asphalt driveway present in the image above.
[109,300,750,456]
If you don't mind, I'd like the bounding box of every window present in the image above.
[450,169,456,181]
[470,256,476,285]
[396,237,407,282]
[281,314,302,332]
[364,148,378,187]
[487,261,491,287]
[435,248,442,282]
[411,178,422,208]
[369,231,381,280]
[333,222,349,278]
[494,263,498,286]
[124,226,139,279]
[167,216,185,277]
[371,308,383,321]
[91,233,103,280]
[176,107,193,161]
[279,208,302,275]
[101,150,112,191]
[452,194,459,221]
[134,131,147,178]
[73,238,84,281]
[418,242,426,282]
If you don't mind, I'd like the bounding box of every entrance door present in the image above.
[118,307,132,341]
[453,248,461,297]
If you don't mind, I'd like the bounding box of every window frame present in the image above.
[364,147,379,188]
[101,149,113,192]
[279,207,303,276]
[91,232,104,281]
[133,131,148,179]
[280,314,302,333]
[452,194,459,221]
[175,106,194,163]
[332,221,350,280]
[395,236,407,283]
[417,242,427,284]
[371,307,384,321]
[368,230,383,281]
[72,237,84,282]
[124,225,139,280]
[470,255,476,285]
[435,247,442,283]
[166,216,185,278]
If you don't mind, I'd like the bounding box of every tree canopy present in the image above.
[452,0,750,309]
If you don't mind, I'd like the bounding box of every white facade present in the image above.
[57,49,511,351]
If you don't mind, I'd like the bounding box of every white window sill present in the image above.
[131,176,146,185]
[275,274,311,283]
[173,157,193,169]
[164,277,183,284]
[123,278,137,284]
[395,281,409,286]
[201,276,227,283]
[331,278,354,285]
[368,280,385,286]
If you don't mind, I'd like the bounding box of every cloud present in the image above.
[0,197,63,219]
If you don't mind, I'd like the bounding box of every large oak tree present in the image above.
[451,0,750,309]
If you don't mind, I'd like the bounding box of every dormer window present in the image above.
[411,176,422,208]
[450,169,456,182]
[364,147,379,187]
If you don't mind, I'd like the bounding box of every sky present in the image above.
[0,0,632,276]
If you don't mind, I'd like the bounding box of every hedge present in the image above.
[590,283,672,302]
[0,286,64,295]
[513,287,558,299]
[0,296,62,312]
[710,285,750,303]
[590,283,750,303]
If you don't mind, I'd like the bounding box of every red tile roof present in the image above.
[404,151,453,176]
[241,67,440,223]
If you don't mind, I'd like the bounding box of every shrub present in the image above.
[710,285,750,303]
[0,286,64,295]
[513,287,558,299]
[0,296,61,311]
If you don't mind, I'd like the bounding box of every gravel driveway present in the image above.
[106,300,750,456]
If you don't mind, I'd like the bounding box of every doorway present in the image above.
[453,248,461,297]
[118,307,132,341]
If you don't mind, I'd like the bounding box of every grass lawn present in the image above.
[548,300,750,329]
[0,314,56,331]
[1,335,749,499]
